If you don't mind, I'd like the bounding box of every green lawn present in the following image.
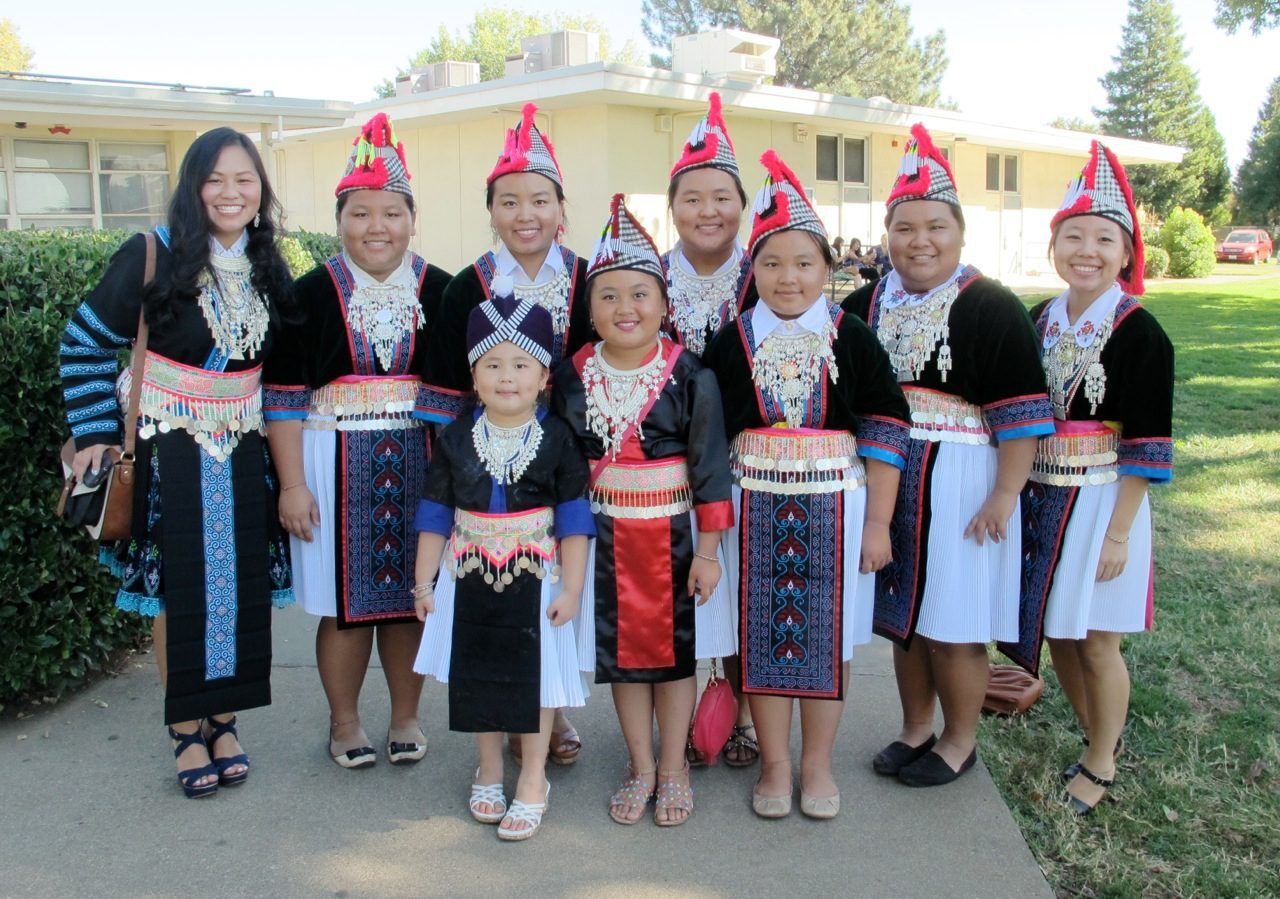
[982,265,1280,897]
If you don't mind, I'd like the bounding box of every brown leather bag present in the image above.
[56,233,155,541]
[982,663,1044,716]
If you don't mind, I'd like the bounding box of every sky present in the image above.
[10,0,1279,169]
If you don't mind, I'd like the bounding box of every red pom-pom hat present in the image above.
[886,122,960,211]
[670,92,741,183]
[335,112,413,198]
[587,193,666,283]
[487,103,564,189]
[1051,140,1145,295]
[747,150,827,257]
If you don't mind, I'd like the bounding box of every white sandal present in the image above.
[469,769,507,825]
[497,783,550,842]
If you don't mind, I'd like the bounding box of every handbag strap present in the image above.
[121,232,156,461]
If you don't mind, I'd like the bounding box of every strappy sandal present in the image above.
[685,724,708,768]
[497,783,550,841]
[1066,763,1115,817]
[204,715,249,787]
[548,725,583,766]
[608,766,656,825]
[722,723,760,768]
[654,764,694,827]
[469,768,508,825]
[169,724,218,799]
[1062,734,1124,782]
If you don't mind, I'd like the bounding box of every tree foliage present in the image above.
[375,7,643,97]
[1214,0,1280,33]
[641,0,948,106]
[1048,116,1102,133]
[1235,76,1280,230]
[1095,0,1232,224]
[1159,207,1217,278]
[0,18,35,71]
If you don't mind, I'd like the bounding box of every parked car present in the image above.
[1215,228,1274,264]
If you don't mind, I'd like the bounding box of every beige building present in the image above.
[274,59,1182,283]
[0,75,350,231]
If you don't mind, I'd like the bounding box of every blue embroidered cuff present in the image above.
[984,394,1055,442]
[414,498,455,535]
[554,498,596,538]
[263,385,312,421]
[1118,437,1173,483]
[857,444,906,470]
[414,384,470,425]
[996,420,1057,442]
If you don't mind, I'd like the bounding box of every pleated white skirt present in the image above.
[414,559,589,710]
[721,482,873,662]
[912,442,1021,644]
[291,427,338,618]
[1042,482,1153,638]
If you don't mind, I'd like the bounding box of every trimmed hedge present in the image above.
[1160,208,1217,279]
[292,229,342,268]
[1144,245,1171,279]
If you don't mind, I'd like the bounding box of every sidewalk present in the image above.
[1,608,1052,898]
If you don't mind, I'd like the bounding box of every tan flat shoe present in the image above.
[752,788,793,818]
[800,791,840,819]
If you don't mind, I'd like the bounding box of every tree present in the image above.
[1214,0,1280,33]
[1048,116,1102,133]
[642,0,949,106]
[1235,76,1280,230]
[0,18,35,71]
[1095,0,1233,223]
[375,7,643,97]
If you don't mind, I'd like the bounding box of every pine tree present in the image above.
[1215,0,1280,34]
[642,0,948,106]
[1235,76,1280,230]
[1096,0,1233,223]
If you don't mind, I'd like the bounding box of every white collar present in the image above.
[495,243,565,286]
[210,231,249,258]
[881,264,965,309]
[1043,282,1122,349]
[671,242,743,278]
[749,296,830,347]
[342,250,418,292]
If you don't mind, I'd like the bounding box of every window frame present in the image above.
[815,132,869,186]
[985,151,1021,195]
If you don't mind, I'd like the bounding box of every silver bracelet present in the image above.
[694,551,719,563]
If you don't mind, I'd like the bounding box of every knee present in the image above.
[1076,635,1123,674]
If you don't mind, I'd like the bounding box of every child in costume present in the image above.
[553,195,734,826]
[412,284,594,841]
[1000,141,1174,816]
[703,151,910,819]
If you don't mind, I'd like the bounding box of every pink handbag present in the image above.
[690,659,737,766]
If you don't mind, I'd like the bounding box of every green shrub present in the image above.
[0,230,151,710]
[1159,207,1217,279]
[277,234,313,278]
[291,229,341,268]
[1144,245,1171,279]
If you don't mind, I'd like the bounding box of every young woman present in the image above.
[1000,141,1173,815]
[704,151,909,819]
[664,92,758,768]
[553,195,734,826]
[61,129,295,797]
[843,124,1055,787]
[264,114,451,768]
[413,287,593,841]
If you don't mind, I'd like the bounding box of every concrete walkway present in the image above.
[1,608,1051,898]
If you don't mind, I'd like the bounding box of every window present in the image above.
[843,138,866,184]
[816,135,839,182]
[14,140,92,222]
[99,142,170,230]
[986,152,1020,193]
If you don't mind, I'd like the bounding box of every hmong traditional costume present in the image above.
[412,408,594,732]
[416,103,591,423]
[262,252,451,627]
[702,150,910,699]
[61,229,293,724]
[1000,141,1173,674]
[844,123,1054,648]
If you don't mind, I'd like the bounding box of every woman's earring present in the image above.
[253,213,261,229]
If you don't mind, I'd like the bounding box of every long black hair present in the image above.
[145,128,294,328]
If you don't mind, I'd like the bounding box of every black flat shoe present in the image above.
[1066,764,1114,816]
[1062,735,1124,782]
[897,748,977,787]
[872,734,938,776]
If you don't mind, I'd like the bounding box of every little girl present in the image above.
[703,152,910,819]
[553,195,734,827]
[412,283,593,841]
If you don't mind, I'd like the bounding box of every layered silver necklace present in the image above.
[200,254,269,361]
[876,269,964,383]
[668,250,741,355]
[471,411,543,485]
[751,315,838,428]
[581,343,668,456]
[498,270,572,338]
[1043,304,1116,418]
[346,280,420,371]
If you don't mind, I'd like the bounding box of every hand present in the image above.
[964,489,1018,546]
[687,555,721,606]
[859,521,892,573]
[414,586,435,621]
[278,484,320,542]
[1096,537,1128,582]
[71,444,120,482]
[547,591,580,626]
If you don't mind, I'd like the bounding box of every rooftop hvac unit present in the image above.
[671,29,780,83]
[505,30,601,78]
[395,60,481,95]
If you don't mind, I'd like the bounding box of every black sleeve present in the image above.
[833,314,911,467]
[562,257,596,361]
[1112,308,1175,480]
[840,281,877,322]
[702,322,760,441]
[418,266,482,421]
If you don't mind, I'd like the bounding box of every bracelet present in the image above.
[413,582,434,594]
[1104,531,1129,545]
[694,551,719,563]
[281,482,306,492]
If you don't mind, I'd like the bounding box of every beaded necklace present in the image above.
[581,343,668,456]
[471,411,543,485]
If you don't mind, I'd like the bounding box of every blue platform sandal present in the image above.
[205,715,250,787]
[169,725,219,799]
